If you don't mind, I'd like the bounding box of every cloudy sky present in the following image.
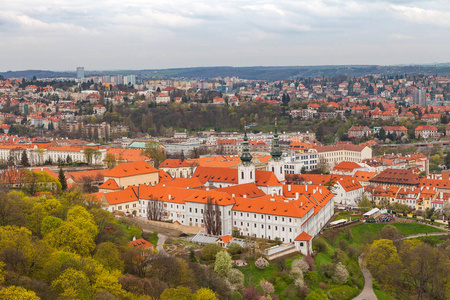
[1,0,450,71]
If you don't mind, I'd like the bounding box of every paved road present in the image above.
[353,256,377,300]
[157,233,167,254]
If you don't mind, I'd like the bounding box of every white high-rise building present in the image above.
[413,88,427,107]
[124,75,136,86]
[76,67,85,80]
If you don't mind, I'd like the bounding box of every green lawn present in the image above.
[240,261,278,287]
[118,222,142,240]
[349,223,444,245]
[374,288,394,300]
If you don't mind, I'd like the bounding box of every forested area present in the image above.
[0,190,227,299]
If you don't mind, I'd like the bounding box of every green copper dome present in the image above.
[240,131,253,165]
[270,121,282,161]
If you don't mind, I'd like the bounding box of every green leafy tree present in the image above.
[142,142,166,168]
[214,250,232,276]
[195,288,218,300]
[358,196,372,212]
[366,239,401,285]
[21,151,30,167]
[160,286,195,300]
[83,148,101,165]
[58,168,67,191]
[51,268,92,299]
[0,286,40,300]
[94,242,124,272]
[41,216,63,236]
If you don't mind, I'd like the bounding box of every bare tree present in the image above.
[203,196,222,235]
[147,197,166,221]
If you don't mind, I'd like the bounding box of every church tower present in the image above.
[238,129,255,185]
[268,119,285,182]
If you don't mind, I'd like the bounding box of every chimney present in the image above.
[300,202,303,206]
[168,194,172,200]
[132,236,136,241]
[319,188,322,194]
[270,198,275,201]
[232,193,235,198]
[288,184,291,192]
[295,192,299,199]
[243,194,247,198]
[163,184,165,187]
[206,187,209,191]
[305,185,308,191]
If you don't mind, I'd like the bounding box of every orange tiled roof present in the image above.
[105,161,158,178]
[98,178,122,190]
[232,195,313,218]
[219,235,233,243]
[103,186,138,205]
[156,177,203,189]
[332,161,362,172]
[129,238,153,248]
[295,231,312,241]
[216,183,266,198]
[354,171,376,182]
[159,158,192,168]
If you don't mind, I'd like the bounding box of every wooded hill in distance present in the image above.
[4,64,450,80]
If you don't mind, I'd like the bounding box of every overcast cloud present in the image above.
[0,0,449,71]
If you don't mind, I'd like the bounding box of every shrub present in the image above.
[228,243,243,255]
[259,280,274,296]
[305,271,319,286]
[303,255,316,271]
[338,239,348,252]
[292,258,309,273]
[332,262,349,284]
[290,267,303,280]
[327,286,359,300]
[304,289,327,300]
[347,245,358,258]
[378,225,402,240]
[200,244,222,261]
[230,291,243,300]
[319,263,335,279]
[242,285,261,300]
[299,282,309,298]
[228,269,244,287]
[283,285,298,299]
[255,257,269,270]
[294,278,304,288]
[313,238,328,254]
[332,249,347,264]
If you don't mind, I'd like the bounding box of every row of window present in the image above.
[235,221,293,232]
[234,211,293,223]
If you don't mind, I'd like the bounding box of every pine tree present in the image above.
[59,168,67,191]
[21,151,30,167]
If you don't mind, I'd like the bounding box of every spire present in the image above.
[270,118,282,161]
[240,123,253,165]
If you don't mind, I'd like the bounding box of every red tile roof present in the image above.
[103,186,138,205]
[105,161,158,178]
[332,161,363,172]
[159,159,192,168]
[98,178,122,190]
[129,238,153,248]
[295,231,312,241]
[216,183,266,198]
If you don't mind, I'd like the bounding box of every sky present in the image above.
[1,0,450,71]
